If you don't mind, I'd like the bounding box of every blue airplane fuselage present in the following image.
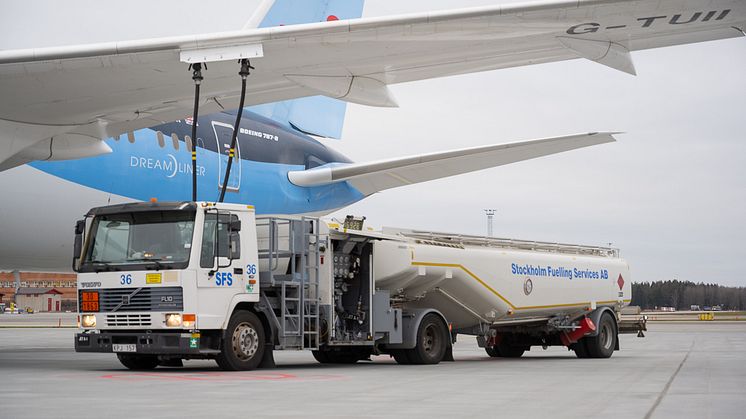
[29,111,364,214]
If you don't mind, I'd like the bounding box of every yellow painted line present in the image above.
[411,262,630,311]
[598,299,632,304]
[412,262,516,310]
[519,302,590,310]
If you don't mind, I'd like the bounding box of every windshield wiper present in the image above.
[88,262,117,273]
[128,258,174,270]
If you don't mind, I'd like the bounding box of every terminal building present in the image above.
[15,288,63,312]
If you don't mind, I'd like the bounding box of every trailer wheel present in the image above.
[572,340,590,358]
[585,312,616,358]
[117,354,158,370]
[216,310,265,371]
[485,345,501,357]
[407,313,448,364]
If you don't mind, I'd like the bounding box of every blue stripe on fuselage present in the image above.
[29,129,363,214]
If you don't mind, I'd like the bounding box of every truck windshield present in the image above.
[80,210,195,272]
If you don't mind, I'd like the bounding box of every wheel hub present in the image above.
[600,322,613,350]
[423,325,436,353]
[232,322,259,361]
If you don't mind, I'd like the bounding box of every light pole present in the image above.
[484,209,496,237]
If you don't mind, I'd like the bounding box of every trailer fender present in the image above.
[384,308,452,352]
[586,307,619,349]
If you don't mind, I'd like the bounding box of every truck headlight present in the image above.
[81,314,96,328]
[165,313,182,327]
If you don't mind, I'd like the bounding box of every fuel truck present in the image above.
[73,201,644,370]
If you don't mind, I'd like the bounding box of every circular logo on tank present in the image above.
[524,278,533,295]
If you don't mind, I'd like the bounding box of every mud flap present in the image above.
[259,346,275,368]
[443,344,455,362]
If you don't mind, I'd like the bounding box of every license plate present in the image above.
[112,344,136,352]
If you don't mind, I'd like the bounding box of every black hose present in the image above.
[189,63,203,202]
[218,59,252,203]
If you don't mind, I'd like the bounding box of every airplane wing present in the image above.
[288,132,616,195]
[0,0,743,170]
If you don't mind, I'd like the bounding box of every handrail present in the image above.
[385,228,619,258]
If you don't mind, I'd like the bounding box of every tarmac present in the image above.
[0,321,744,419]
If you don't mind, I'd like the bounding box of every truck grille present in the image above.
[80,287,183,312]
[106,314,152,327]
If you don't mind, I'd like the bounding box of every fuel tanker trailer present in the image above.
[372,227,638,361]
[72,202,645,370]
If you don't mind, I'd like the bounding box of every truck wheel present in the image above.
[495,342,525,358]
[216,310,266,371]
[313,349,365,364]
[485,345,501,357]
[407,313,448,365]
[327,352,360,363]
[330,349,370,364]
[312,350,331,364]
[585,312,616,358]
[390,349,412,364]
[158,357,184,367]
[117,354,158,370]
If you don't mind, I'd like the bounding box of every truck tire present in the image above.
[406,313,448,365]
[326,351,361,364]
[390,349,412,364]
[312,349,367,364]
[495,342,525,358]
[117,354,158,370]
[216,310,266,371]
[585,312,616,359]
[311,350,331,364]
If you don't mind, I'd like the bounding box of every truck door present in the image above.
[211,121,241,192]
[197,210,245,290]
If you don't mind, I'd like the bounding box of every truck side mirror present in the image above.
[230,219,241,232]
[72,219,86,272]
[229,231,241,260]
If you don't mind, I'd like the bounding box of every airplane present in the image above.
[0,0,744,272]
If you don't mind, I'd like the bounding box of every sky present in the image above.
[1,1,745,286]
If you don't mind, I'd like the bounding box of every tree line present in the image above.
[631,280,746,310]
